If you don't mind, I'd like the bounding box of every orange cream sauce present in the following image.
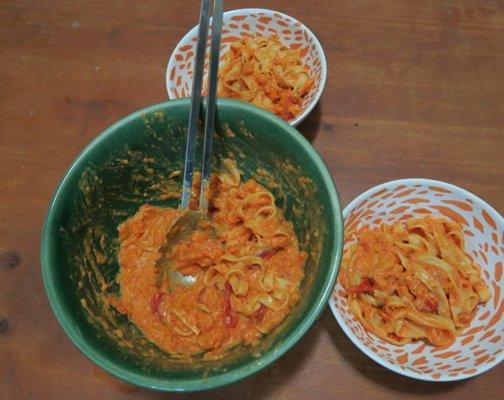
[114,176,305,358]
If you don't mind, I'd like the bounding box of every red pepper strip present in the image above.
[256,247,282,259]
[150,293,165,322]
[347,277,375,295]
[150,293,164,313]
[252,304,267,322]
[223,282,238,328]
[422,298,438,313]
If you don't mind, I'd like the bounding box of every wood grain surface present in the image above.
[0,0,503,399]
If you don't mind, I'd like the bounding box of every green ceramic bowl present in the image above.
[41,98,343,392]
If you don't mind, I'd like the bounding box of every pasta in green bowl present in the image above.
[41,98,343,391]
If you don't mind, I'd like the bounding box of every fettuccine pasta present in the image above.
[339,217,490,346]
[217,36,314,121]
[113,160,306,358]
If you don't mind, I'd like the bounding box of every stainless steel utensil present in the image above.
[156,0,223,290]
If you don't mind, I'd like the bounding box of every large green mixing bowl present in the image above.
[41,98,343,392]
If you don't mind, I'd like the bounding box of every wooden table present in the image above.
[1,0,503,399]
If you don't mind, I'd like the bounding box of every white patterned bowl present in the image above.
[329,179,503,381]
[166,8,327,126]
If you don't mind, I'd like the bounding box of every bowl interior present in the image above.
[166,8,326,126]
[42,99,342,391]
[330,179,503,381]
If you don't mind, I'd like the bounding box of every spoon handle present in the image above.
[180,0,211,211]
[200,0,223,212]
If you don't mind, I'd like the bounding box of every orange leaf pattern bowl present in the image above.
[330,178,503,381]
[166,8,327,126]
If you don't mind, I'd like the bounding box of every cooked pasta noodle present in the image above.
[217,36,314,121]
[113,159,306,357]
[339,217,490,346]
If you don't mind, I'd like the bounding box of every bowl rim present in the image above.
[41,98,343,392]
[329,178,504,382]
[165,7,328,127]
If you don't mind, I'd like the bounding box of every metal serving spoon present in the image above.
[156,0,223,291]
